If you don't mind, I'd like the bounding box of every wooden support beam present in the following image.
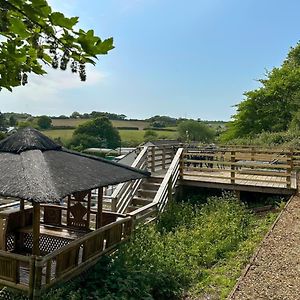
[20,199,25,211]
[97,187,103,229]
[87,190,91,229]
[151,147,155,172]
[162,146,166,169]
[32,203,40,256]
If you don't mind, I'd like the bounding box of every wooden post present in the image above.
[162,146,166,169]
[20,199,25,211]
[151,147,155,172]
[231,151,235,184]
[96,187,103,229]
[87,190,91,229]
[287,150,293,188]
[32,256,43,300]
[251,147,254,169]
[111,197,117,212]
[32,203,40,256]
[28,256,36,300]
[180,151,184,180]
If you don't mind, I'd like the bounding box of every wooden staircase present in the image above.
[109,146,184,223]
[127,177,163,212]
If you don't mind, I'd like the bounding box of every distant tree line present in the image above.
[67,111,127,120]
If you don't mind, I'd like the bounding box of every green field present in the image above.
[43,128,178,146]
[51,118,150,130]
[43,129,74,143]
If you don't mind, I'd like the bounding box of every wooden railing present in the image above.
[0,251,31,293]
[110,146,149,214]
[147,145,177,172]
[152,148,184,212]
[127,202,158,225]
[182,148,295,188]
[25,216,131,298]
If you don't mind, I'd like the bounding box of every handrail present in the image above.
[111,146,149,212]
[152,148,184,212]
[42,216,132,262]
[127,202,157,217]
[183,148,295,189]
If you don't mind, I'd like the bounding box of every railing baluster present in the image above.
[231,151,235,184]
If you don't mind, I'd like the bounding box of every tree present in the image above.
[70,117,121,149]
[178,120,215,142]
[0,0,114,91]
[70,111,81,119]
[0,112,7,131]
[222,42,300,141]
[9,115,17,126]
[37,115,52,129]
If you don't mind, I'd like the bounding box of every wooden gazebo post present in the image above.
[96,187,103,229]
[32,203,40,256]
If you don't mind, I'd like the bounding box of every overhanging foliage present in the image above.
[0,0,114,91]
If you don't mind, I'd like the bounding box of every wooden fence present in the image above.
[0,216,132,299]
[182,148,295,188]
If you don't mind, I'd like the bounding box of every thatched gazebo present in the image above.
[0,128,148,256]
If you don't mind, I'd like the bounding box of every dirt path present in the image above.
[229,195,300,300]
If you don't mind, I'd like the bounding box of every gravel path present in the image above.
[229,195,300,300]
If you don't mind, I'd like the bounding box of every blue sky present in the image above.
[1,0,300,120]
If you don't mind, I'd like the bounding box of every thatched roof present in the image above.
[0,128,149,203]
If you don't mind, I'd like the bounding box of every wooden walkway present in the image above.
[181,170,297,194]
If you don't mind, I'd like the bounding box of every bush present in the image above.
[37,115,52,129]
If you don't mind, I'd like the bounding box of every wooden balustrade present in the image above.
[182,148,297,189]
[110,146,148,213]
[0,251,30,292]
[29,217,132,295]
[153,148,184,212]
[147,146,177,172]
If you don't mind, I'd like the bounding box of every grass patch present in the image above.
[43,128,178,147]
[32,193,278,300]
[51,119,150,130]
[43,129,74,143]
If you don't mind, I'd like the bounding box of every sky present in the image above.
[1,0,300,121]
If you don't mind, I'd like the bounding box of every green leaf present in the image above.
[50,12,79,29]
[9,18,30,38]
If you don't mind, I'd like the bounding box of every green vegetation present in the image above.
[222,42,300,142]
[34,193,278,300]
[119,129,177,146]
[37,115,52,129]
[51,118,150,130]
[43,127,178,147]
[146,115,177,128]
[178,120,215,142]
[144,130,159,142]
[0,0,113,91]
[223,130,300,149]
[68,117,121,151]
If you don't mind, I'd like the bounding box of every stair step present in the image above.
[138,189,157,198]
[147,177,163,183]
[132,197,153,206]
[140,182,161,190]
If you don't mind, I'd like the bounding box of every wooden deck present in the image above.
[181,170,297,194]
